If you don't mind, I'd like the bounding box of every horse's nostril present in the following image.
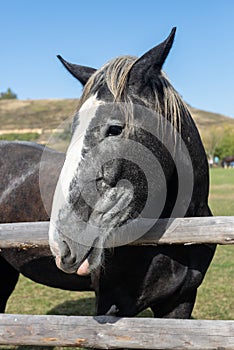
[60,241,76,267]
[61,254,76,265]
[61,240,70,256]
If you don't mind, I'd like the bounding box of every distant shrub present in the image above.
[0,133,40,141]
[0,88,17,100]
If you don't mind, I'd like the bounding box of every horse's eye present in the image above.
[106,125,123,137]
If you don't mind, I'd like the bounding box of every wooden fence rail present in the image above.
[0,314,233,349]
[0,216,234,249]
[0,217,233,349]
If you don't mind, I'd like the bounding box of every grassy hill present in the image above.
[0,99,233,149]
[0,98,78,130]
[190,107,234,130]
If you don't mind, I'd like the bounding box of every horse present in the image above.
[221,155,234,168]
[0,141,92,313]
[49,28,216,319]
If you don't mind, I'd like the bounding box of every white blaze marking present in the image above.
[49,94,103,247]
[61,95,103,200]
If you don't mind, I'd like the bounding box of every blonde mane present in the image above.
[77,55,191,134]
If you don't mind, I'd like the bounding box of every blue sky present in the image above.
[1,0,234,117]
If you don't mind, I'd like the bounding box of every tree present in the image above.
[201,126,225,160]
[0,88,17,100]
[215,129,234,159]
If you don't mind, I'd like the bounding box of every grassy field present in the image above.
[0,168,233,350]
[193,168,234,320]
[209,168,234,216]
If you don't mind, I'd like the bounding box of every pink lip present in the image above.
[77,259,90,276]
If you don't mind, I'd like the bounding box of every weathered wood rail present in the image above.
[0,216,234,249]
[0,217,233,349]
[0,314,233,349]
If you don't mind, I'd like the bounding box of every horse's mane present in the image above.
[78,56,191,134]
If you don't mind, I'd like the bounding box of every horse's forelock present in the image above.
[77,56,191,136]
[78,56,137,107]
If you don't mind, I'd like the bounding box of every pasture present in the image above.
[0,167,233,350]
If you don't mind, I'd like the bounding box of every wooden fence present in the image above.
[0,216,233,349]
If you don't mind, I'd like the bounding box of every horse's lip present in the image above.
[78,246,94,268]
[76,246,95,276]
[76,236,100,275]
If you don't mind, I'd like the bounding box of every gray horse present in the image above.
[49,28,215,318]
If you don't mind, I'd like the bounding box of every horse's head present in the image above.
[49,28,202,276]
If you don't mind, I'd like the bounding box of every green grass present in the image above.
[192,168,234,320]
[0,133,40,142]
[6,283,95,316]
[209,168,234,216]
[193,245,233,320]
[0,168,233,350]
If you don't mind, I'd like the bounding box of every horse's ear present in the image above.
[128,27,176,86]
[57,55,96,86]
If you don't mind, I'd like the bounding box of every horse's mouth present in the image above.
[55,243,95,275]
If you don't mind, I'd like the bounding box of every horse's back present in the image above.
[0,141,44,191]
[0,141,65,222]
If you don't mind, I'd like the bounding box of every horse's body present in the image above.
[0,141,92,313]
[222,155,234,168]
[49,28,216,319]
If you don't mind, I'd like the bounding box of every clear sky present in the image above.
[1,0,234,117]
